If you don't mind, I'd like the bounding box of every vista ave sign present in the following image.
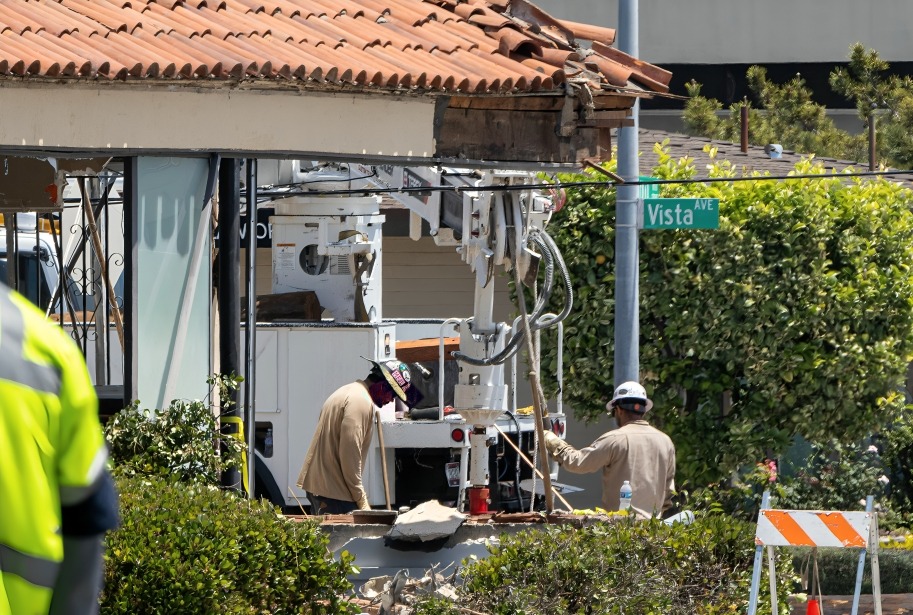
[639,198,720,230]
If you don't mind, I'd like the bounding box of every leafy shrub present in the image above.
[789,547,913,595]
[778,440,889,513]
[415,515,794,614]
[683,459,782,522]
[686,440,903,530]
[543,149,913,490]
[105,374,244,484]
[879,404,913,523]
[101,474,358,615]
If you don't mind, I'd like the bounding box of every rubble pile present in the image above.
[353,565,464,615]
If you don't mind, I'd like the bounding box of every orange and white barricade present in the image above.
[748,492,882,615]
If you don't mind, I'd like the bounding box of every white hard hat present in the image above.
[606,381,653,413]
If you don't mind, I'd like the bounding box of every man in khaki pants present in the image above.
[297,358,421,514]
[544,381,676,519]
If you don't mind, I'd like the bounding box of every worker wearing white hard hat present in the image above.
[297,358,422,514]
[544,381,676,519]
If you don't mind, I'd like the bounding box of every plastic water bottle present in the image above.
[619,480,633,511]
[264,428,273,457]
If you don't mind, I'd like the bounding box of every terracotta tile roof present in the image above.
[0,0,670,96]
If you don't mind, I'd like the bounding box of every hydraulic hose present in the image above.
[537,229,573,325]
[453,230,554,366]
[453,227,571,367]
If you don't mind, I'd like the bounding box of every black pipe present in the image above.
[218,158,243,492]
[243,158,258,498]
[124,157,137,410]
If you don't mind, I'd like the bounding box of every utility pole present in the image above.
[219,158,242,493]
[615,0,640,386]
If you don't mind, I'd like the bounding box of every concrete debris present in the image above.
[386,500,466,542]
[357,564,463,615]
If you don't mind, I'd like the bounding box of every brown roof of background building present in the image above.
[640,128,871,174]
[0,0,671,97]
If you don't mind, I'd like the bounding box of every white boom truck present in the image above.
[250,161,573,513]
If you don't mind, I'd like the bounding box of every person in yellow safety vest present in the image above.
[0,285,119,615]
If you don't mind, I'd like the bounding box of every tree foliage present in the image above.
[683,67,865,164]
[830,44,913,169]
[542,147,913,486]
[683,43,913,168]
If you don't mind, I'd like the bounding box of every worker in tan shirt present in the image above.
[544,381,676,520]
[297,357,422,514]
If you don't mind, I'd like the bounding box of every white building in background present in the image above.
[536,0,913,132]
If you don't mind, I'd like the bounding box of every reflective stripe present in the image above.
[0,291,61,395]
[59,447,108,505]
[0,543,60,589]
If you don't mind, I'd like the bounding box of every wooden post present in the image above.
[79,178,125,351]
[375,411,392,510]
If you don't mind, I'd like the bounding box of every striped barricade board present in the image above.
[755,510,873,548]
[748,495,882,615]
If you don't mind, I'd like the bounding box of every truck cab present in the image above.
[0,214,64,311]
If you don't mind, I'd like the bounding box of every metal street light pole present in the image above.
[615,0,640,386]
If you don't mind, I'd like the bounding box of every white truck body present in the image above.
[248,162,570,512]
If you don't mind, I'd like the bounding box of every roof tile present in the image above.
[36,0,104,36]
[493,26,541,56]
[170,5,231,38]
[0,4,41,34]
[420,18,482,53]
[585,53,632,88]
[8,2,74,36]
[60,0,131,32]
[0,0,670,102]
[556,18,615,46]
[33,30,94,74]
[144,3,207,36]
[379,18,439,52]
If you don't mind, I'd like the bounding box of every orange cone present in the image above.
[806,598,821,615]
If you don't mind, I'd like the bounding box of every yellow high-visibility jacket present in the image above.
[0,288,106,615]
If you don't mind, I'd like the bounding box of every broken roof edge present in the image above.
[1,71,590,99]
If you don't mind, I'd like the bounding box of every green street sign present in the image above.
[640,198,720,230]
[638,176,660,200]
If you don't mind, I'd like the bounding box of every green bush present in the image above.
[789,547,913,595]
[879,404,913,523]
[101,474,359,615]
[543,150,913,490]
[778,440,889,513]
[105,374,244,484]
[415,514,794,614]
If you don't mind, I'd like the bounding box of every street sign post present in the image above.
[639,197,720,230]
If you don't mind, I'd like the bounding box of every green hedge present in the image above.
[789,547,913,595]
[415,514,793,615]
[101,475,358,615]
